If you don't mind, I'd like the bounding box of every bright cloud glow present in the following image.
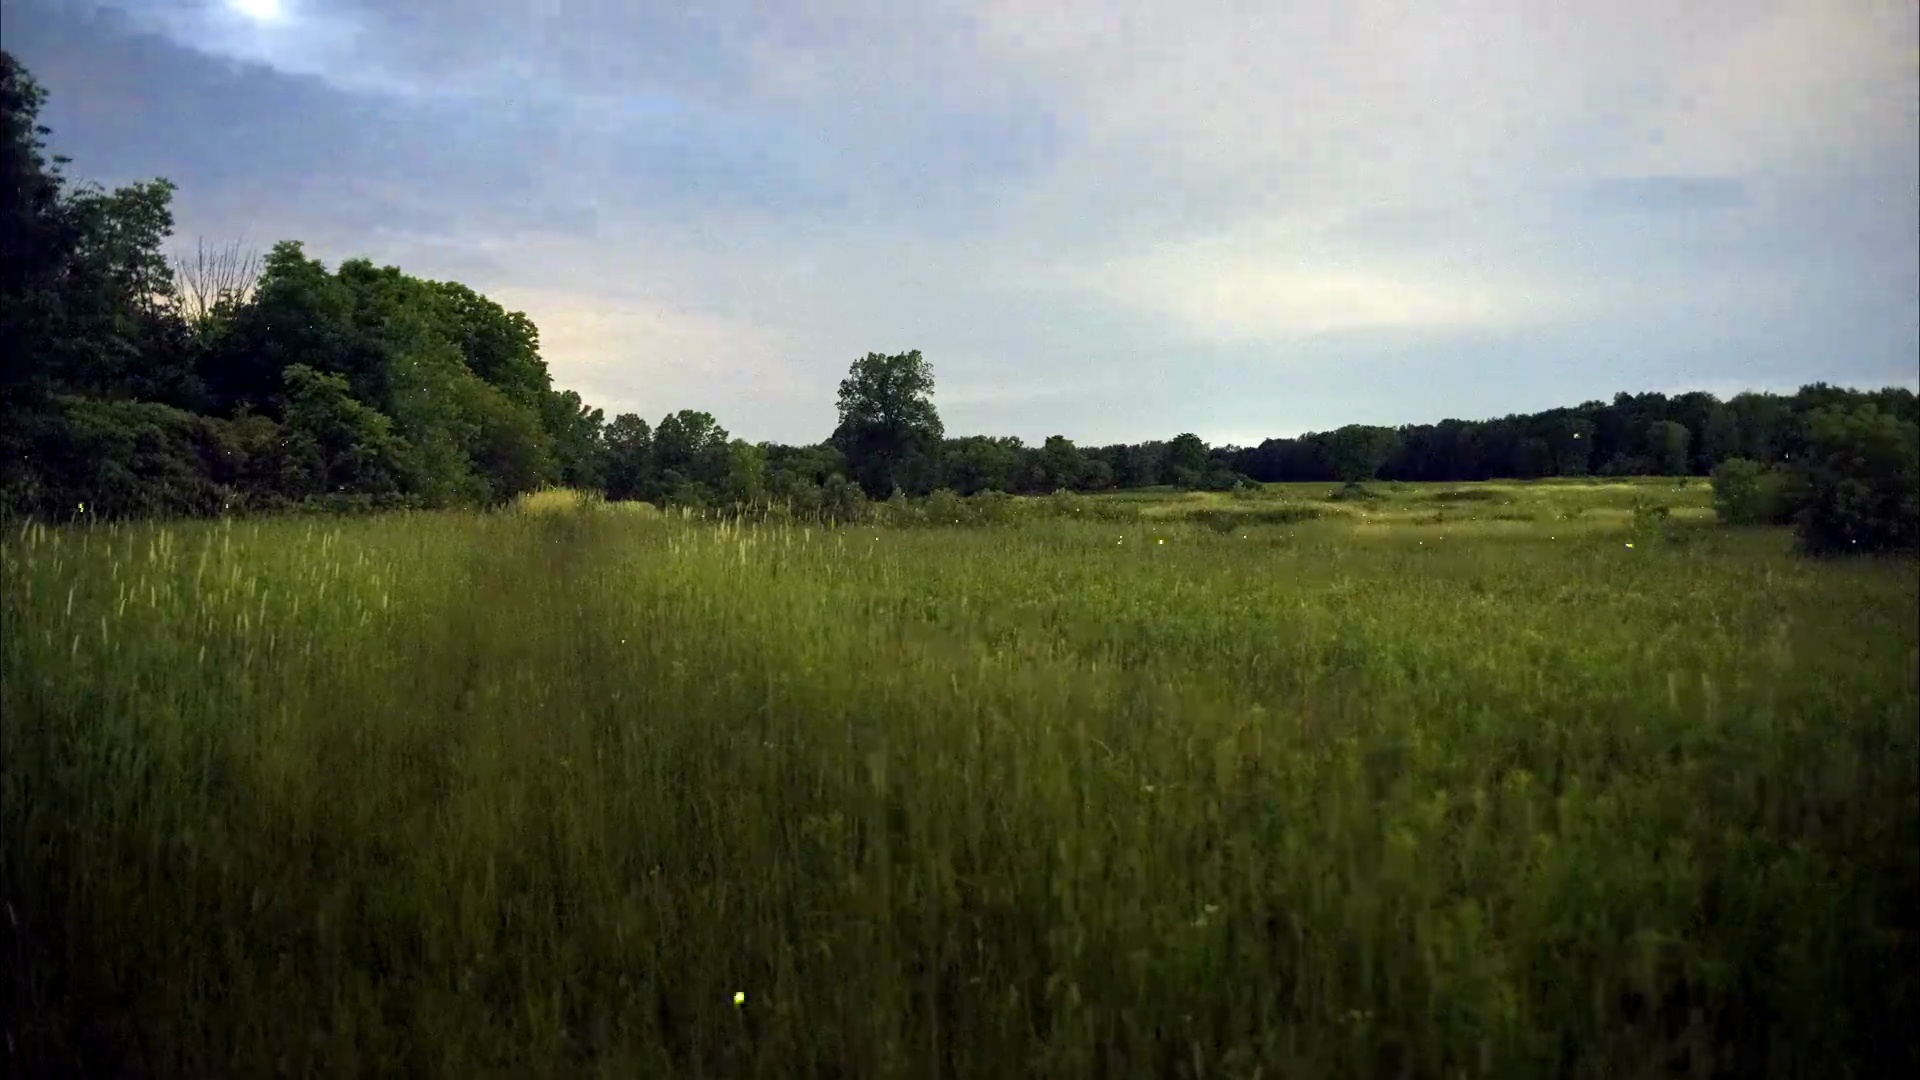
[228,0,284,22]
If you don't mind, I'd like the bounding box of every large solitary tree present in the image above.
[832,349,944,497]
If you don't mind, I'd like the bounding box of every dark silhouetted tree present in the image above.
[833,350,944,497]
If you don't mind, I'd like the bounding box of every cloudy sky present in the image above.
[5,0,1915,444]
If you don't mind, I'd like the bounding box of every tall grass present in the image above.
[3,494,1915,1077]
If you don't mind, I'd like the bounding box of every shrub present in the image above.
[1711,458,1804,526]
[1187,505,1325,532]
[1630,500,1674,545]
[21,396,228,520]
[1794,405,1919,555]
[1199,469,1248,492]
[1044,490,1090,517]
[922,488,968,525]
[968,489,1022,524]
[819,474,868,525]
[1327,481,1380,502]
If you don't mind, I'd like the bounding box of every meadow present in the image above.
[3,478,1915,1078]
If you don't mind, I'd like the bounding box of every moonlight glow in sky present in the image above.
[227,0,283,23]
[2,0,1915,445]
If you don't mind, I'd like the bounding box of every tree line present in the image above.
[4,51,1914,541]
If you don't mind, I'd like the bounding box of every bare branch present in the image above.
[171,236,262,326]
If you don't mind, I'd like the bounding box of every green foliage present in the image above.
[603,413,654,502]
[1711,458,1804,526]
[1186,505,1325,531]
[428,280,550,408]
[449,375,558,504]
[1327,424,1398,483]
[922,487,967,524]
[14,397,227,519]
[1629,499,1674,544]
[280,364,412,499]
[1198,467,1247,492]
[1647,420,1692,476]
[716,439,768,507]
[1327,480,1381,502]
[0,58,603,521]
[1163,432,1209,487]
[652,409,732,504]
[819,473,868,524]
[0,51,78,410]
[51,179,190,400]
[1794,404,1920,555]
[833,350,944,497]
[941,435,1022,495]
[1709,458,1765,524]
[1035,435,1088,491]
[542,389,607,492]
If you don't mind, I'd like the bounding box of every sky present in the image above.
[4,0,1916,445]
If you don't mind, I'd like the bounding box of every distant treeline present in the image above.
[3,51,1914,523]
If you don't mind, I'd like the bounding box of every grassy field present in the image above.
[4,478,1916,1077]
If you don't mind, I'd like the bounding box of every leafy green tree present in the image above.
[1036,434,1088,491]
[25,398,228,519]
[380,332,489,507]
[649,409,732,503]
[51,179,193,401]
[717,439,769,507]
[653,410,728,481]
[543,389,607,491]
[1328,425,1397,483]
[211,409,311,509]
[941,436,1021,495]
[832,350,944,498]
[1723,392,1790,462]
[1,50,79,411]
[1545,416,1595,476]
[450,375,556,503]
[603,413,654,501]
[204,241,354,415]
[1794,404,1919,554]
[1164,433,1210,486]
[1709,458,1803,526]
[1081,457,1116,491]
[1122,441,1165,487]
[429,280,550,408]
[1647,420,1693,476]
[280,364,410,498]
[1700,401,1740,473]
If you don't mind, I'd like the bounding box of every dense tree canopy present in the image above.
[832,350,944,497]
[1,49,1913,553]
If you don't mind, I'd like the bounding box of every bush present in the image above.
[1327,481,1380,502]
[1711,458,1803,526]
[1629,500,1676,545]
[1199,468,1248,492]
[1044,490,1090,518]
[20,396,228,520]
[1794,405,1919,555]
[967,489,1022,525]
[1186,505,1325,532]
[819,474,868,525]
[923,487,967,525]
